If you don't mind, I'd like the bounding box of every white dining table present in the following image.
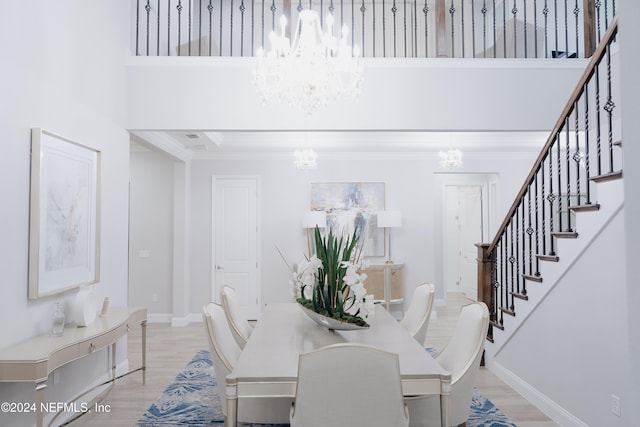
[225,303,451,426]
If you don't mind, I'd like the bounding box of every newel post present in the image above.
[583,0,597,57]
[435,0,447,57]
[476,243,493,341]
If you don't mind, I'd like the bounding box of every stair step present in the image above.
[570,203,600,212]
[500,307,516,317]
[511,292,529,301]
[490,320,504,331]
[614,140,622,147]
[523,274,543,283]
[537,254,559,262]
[591,171,623,182]
[552,231,579,239]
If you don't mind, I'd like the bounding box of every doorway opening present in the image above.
[437,173,498,301]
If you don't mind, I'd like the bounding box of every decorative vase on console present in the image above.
[73,284,98,327]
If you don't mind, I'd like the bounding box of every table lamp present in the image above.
[377,210,402,263]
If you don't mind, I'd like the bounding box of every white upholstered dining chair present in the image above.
[202,303,291,424]
[399,283,435,347]
[220,285,254,349]
[405,301,490,427]
[290,343,410,427]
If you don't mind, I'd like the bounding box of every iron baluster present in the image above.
[145,0,151,56]
[424,1,429,58]
[574,0,579,57]
[209,0,214,56]
[534,0,538,57]
[361,0,366,57]
[543,0,549,57]
[177,0,182,56]
[584,82,592,203]
[548,144,556,256]
[512,1,518,58]
[403,0,407,58]
[556,129,563,233]
[564,118,571,231]
[605,43,615,173]
[158,0,161,56]
[168,0,171,56]
[450,0,456,58]
[393,0,397,57]
[493,0,497,58]
[574,99,581,207]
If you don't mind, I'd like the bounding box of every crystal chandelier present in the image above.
[294,148,318,170]
[439,148,464,169]
[254,10,362,115]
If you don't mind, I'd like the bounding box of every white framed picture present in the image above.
[28,128,101,299]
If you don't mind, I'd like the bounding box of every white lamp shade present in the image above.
[377,210,402,228]
[302,211,327,228]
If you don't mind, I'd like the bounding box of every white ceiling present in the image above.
[132,130,550,157]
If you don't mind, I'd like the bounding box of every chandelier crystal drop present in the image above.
[439,148,464,169]
[254,10,363,115]
[294,148,318,170]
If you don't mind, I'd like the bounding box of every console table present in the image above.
[0,306,147,427]
[363,262,404,313]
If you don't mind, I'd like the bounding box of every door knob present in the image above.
[215,265,224,270]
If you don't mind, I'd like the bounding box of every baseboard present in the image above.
[487,358,589,427]
[147,313,173,323]
[171,312,202,327]
[147,313,203,325]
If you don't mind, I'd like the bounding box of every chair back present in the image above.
[404,301,489,427]
[202,302,242,415]
[437,301,490,425]
[220,285,253,349]
[290,343,409,427]
[400,283,435,347]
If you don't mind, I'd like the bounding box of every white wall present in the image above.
[0,1,130,425]
[129,151,175,316]
[494,208,630,426]
[187,150,537,318]
[125,57,586,132]
[619,1,640,422]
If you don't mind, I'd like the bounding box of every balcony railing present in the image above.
[134,0,616,59]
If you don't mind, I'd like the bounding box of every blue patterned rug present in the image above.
[136,350,516,427]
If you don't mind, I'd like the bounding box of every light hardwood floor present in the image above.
[68,293,558,426]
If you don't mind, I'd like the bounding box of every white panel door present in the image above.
[458,185,483,301]
[213,177,259,319]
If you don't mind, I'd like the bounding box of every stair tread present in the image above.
[591,171,623,182]
[552,231,579,238]
[570,203,600,212]
[511,292,529,301]
[523,274,543,283]
[537,254,559,262]
[490,320,504,331]
[500,307,516,316]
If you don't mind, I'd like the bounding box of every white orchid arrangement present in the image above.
[290,227,375,327]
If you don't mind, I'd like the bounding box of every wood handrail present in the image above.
[486,16,618,255]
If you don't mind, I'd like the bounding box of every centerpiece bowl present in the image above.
[298,303,369,331]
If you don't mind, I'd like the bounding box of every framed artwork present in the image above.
[310,182,385,257]
[28,128,101,299]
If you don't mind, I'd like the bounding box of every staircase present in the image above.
[476,17,622,347]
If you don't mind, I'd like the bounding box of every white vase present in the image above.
[73,285,98,327]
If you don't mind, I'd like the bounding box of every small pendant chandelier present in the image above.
[439,148,464,169]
